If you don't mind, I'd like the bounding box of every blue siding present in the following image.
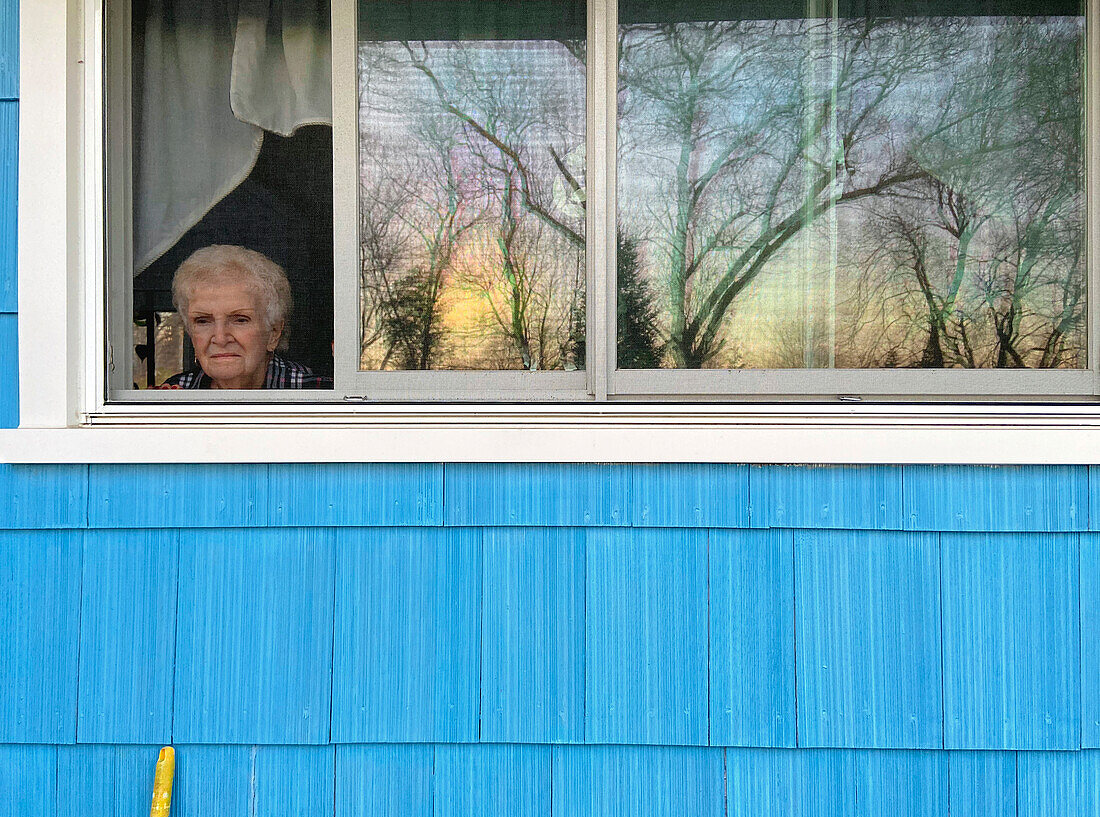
[948,751,1017,817]
[0,0,14,100]
[1017,751,1100,817]
[336,744,433,817]
[0,313,16,428]
[481,528,585,744]
[1085,534,1100,747]
[252,745,336,817]
[0,101,14,313]
[941,533,1080,750]
[552,745,725,817]
[332,527,481,743]
[78,529,177,744]
[0,531,80,743]
[444,463,629,526]
[435,744,550,817]
[0,465,86,529]
[59,744,154,817]
[0,746,53,817]
[585,528,709,745]
[751,465,904,530]
[170,745,252,817]
[269,463,442,526]
[708,529,795,747]
[88,464,268,528]
[173,528,335,744]
[795,530,942,749]
[864,750,949,817]
[631,464,749,527]
[905,465,1086,532]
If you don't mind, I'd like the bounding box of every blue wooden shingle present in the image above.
[435,744,550,817]
[0,0,14,100]
[631,464,749,527]
[0,746,54,817]
[336,744,433,817]
[863,750,949,816]
[78,529,177,744]
[795,530,942,749]
[1017,751,1100,817]
[88,464,268,528]
[552,745,725,817]
[173,528,335,744]
[905,466,1086,532]
[170,745,252,817]
[252,746,336,817]
[724,749,800,817]
[586,528,709,745]
[332,527,481,743]
[0,465,87,529]
[0,530,80,743]
[269,463,442,526]
[0,312,16,428]
[444,463,629,526]
[0,102,14,312]
[709,529,796,747]
[752,465,904,530]
[948,752,1016,817]
[481,528,585,743]
[1085,534,1100,747]
[59,744,155,817]
[942,533,1080,750]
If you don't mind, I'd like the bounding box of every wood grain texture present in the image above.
[586,528,709,745]
[78,529,177,744]
[332,527,481,743]
[173,528,335,744]
[336,744,432,817]
[481,528,585,744]
[435,744,550,817]
[1085,534,1100,747]
[863,750,948,817]
[795,530,942,749]
[88,464,268,528]
[552,745,725,817]
[170,745,251,817]
[444,463,629,526]
[0,746,54,817]
[751,465,904,530]
[942,533,1080,749]
[630,464,749,527]
[948,751,1016,817]
[1017,750,1100,817]
[0,313,16,428]
[708,529,796,748]
[0,530,80,743]
[904,466,1086,532]
[0,0,14,100]
[268,463,442,526]
[0,102,14,312]
[59,745,155,817]
[0,465,87,529]
[252,745,336,817]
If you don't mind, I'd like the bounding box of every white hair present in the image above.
[172,245,292,351]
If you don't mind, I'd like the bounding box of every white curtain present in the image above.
[134,0,332,274]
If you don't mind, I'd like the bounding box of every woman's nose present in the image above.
[211,321,233,345]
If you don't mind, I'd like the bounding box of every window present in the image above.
[7,0,1100,463]
[94,0,1091,404]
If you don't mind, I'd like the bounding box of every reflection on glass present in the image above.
[618,11,1085,370]
[357,2,586,371]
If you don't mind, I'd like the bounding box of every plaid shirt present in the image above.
[161,354,332,390]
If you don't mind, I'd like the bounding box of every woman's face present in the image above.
[185,280,283,389]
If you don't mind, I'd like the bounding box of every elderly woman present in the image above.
[161,245,331,389]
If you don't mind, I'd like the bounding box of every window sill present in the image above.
[4,406,1100,463]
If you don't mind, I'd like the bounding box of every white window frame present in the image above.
[5,0,1100,464]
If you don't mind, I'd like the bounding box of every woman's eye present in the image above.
[233,315,251,324]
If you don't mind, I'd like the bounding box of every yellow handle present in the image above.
[149,746,175,817]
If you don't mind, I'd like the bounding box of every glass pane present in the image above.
[358,0,587,371]
[617,0,1086,370]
